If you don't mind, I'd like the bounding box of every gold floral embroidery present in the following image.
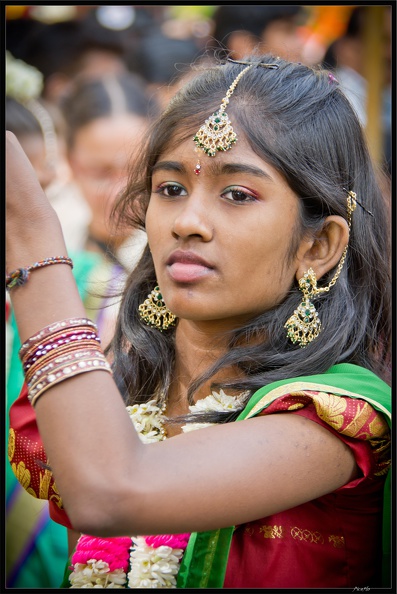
[259,525,284,539]
[11,460,38,498]
[369,414,390,438]
[50,478,64,508]
[290,527,324,544]
[287,402,305,411]
[311,392,347,430]
[8,428,15,462]
[13,460,31,490]
[307,392,391,474]
[329,535,345,548]
[49,491,64,509]
[343,400,373,438]
[39,468,52,499]
[251,524,347,548]
[9,427,65,507]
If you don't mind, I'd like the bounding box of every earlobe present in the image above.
[296,215,350,282]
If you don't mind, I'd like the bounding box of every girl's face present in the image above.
[146,132,307,331]
[68,114,147,242]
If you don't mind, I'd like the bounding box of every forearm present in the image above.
[6,132,144,532]
[9,258,144,532]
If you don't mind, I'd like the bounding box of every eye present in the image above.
[154,182,187,198]
[221,186,257,203]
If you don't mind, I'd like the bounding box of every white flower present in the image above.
[181,389,246,433]
[181,422,214,433]
[189,389,245,413]
[69,561,127,588]
[71,390,246,588]
[6,51,43,102]
[126,400,167,444]
[127,537,184,589]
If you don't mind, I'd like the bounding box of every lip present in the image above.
[166,250,215,283]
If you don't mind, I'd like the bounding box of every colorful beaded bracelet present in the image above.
[6,256,73,291]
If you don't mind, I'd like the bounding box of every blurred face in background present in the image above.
[260,16,305,62]
[67,113,147,245]
[18,133,57,191]
[223,15,305,63]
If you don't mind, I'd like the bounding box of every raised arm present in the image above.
[6,131,358,538]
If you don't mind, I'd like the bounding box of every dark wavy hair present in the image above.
[108,55,391,423]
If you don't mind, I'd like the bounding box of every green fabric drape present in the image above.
[177,363,391,588]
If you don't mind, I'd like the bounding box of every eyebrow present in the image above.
[152,161,186,174]
[216,162,274,181]
[152,160,274,182]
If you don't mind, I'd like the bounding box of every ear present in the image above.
[295,215,350,282]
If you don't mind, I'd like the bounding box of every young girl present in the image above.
[6,55,391,589]
[59,73,157,348]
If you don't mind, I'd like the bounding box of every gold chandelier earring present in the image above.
[285,190,357,347]
[138,286,177,332]
[284,268,322,347]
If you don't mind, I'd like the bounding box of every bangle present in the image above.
[27,348,105,389]
[19,317,97,361]
[19,318,113,407]
[29,353,112,407]
[24,339,103,384]
[6,256,73,291]
[22,328,101,371]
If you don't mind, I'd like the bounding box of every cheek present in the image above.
[145,202,165,256]
[226,219,296,287]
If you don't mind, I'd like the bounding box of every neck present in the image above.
[167,319,242,416]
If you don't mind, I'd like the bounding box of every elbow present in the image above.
[61,480,141,536]
[67,509,120,537]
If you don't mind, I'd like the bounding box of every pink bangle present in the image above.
[6,256,73,291]
[22,329,101,371]
[19,317,97,360]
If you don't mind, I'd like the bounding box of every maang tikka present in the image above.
[193,60,279,169]
[285,190,357,347]
[138,285,176,332]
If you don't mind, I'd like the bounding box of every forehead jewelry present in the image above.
[193,60,279,169]
[193,65,252,161]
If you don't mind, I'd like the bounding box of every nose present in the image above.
[171,192,213,242]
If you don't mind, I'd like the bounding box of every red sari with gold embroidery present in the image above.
[224,396,389,588]
[8,365,391,588]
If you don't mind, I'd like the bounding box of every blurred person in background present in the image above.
[126,29,204,109]
[6,68,159,587]
[59,71,159,349]
[210,5,307,63]
[322,6,391,173]
[5,51,76,590]
[5,52,91,253]
[6,16,129,106]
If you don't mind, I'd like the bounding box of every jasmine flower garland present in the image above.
[68,391,244,588]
